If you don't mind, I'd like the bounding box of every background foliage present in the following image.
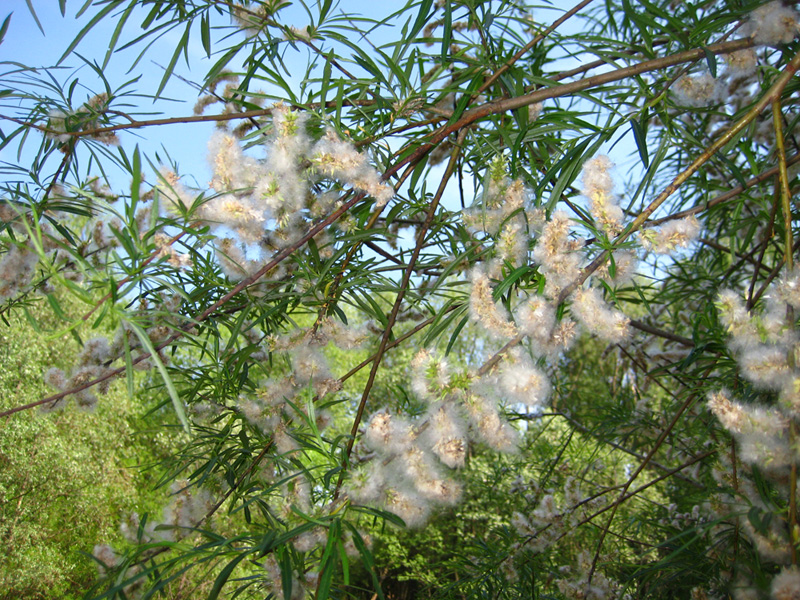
[2,0,800,598]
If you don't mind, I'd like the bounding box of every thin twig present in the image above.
[748,185,780,305]
[628,319,694,347]
[646,153,800,227]
[475,0,595,97]
[548,411,703,486]
[748,238,800,310]
[587,361,717,581]
[773,96,798,565]
[392,39,754,178]
[0,191,366,418]
[334,131,467,499]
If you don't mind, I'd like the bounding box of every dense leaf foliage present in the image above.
[3,0,800,598]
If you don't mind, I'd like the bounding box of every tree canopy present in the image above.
[2,1,800,598]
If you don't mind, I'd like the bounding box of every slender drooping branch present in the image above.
[475,0,595,96]
[0,190,366,418]
[334,130,467,498]
[646,153,800,227]
[391,38,755,178]
[773,95,798,565]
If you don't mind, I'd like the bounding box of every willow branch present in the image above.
[587,358,718,581]
[393,38,754,177]
[0,191,366,419]
[628,319,694,347]
[334,131,467,498]
[774,95,798,564]
[475,0,595,96]
[646,152,800,227]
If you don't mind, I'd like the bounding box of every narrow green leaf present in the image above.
[156,22,191,98]
[409,152,429,193]
[423,300,465,346]
[351,289,388,328]
[542,137,593,210]
[75,0,94,18]
[319,0,333,23]
[223,306,250,355]
[441,0,452,64]
[703,47,717,78]
[59,1,124,64]
[67,77,79,102]
[207,552,251,600]
[128,320,191,433]
[140,3,159,29]
[307,237,321,269]
[91,302,109,330]
[204,42,243,92]
[344,523,385,600]
[411,0,434,41]
[24,0,43,35]
[748,506,770,536]
[332,304,348,324]
[335,79,345,126]
[130,146,141,207]
[0,13,12,46]
[316,520,340,600]
[280,549,293,600]
[351,54,386,85]
[630,118,649,168]
[123,334,135,401]
[494,265,532,297]
[445,314,469,356]
[45,293,67,321]
[319,50,333,108]
[103,2,135,69]
[201,12,211,57]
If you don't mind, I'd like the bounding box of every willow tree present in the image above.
[2,0,800,598]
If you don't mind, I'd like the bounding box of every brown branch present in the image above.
[586,355,718,581]
[576,449,716,532]
[699,237,773,275]
[521,448,716,555]
[646,153,800,227]
[548,411,703,486]
[360,42,772,387]
[0,110,280,138]
[748,237,800,310]
[0,99,367,140]
[5,38,755,184]
[334,131,467,498]
[0,191,366,419]
[747,185,779,306]
[628,318,694,347]
[391,38,755,178]
[363,240,404,265]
